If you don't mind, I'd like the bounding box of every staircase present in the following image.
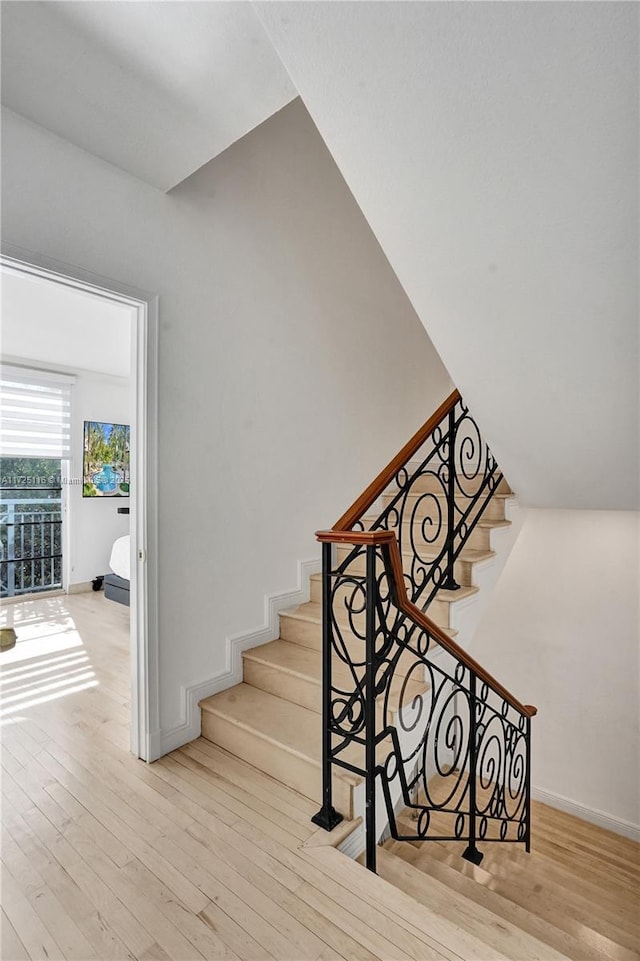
[377,797,640,961]
[199,510,507,818]
[193,389,640,959]
[199,390,522,831]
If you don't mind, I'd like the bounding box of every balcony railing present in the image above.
[0,496,63,598]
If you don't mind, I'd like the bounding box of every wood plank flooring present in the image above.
[0,593,486,961]
[1,593,637,961]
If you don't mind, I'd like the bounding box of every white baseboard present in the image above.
[0,589,66,606]
[532,785,640,842]
[145,728,163,763]
[160,557,321,756]
[68,581,94,594]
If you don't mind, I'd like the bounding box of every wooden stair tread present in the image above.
[376,847,571,961]
[279,599,458,648]
[335,545,496,564]
[279,600,328,624]
[393,841,639,958]
[200,684,322,763]
[400,815,640,903]
[199,683,360,781]
[384,489,512,501]
[243,638,429,708]
[279,600,458,637]
[243,638,321,677]
[382,839,616,961]
[282,595,473,627]
[361,514,511,531]
[400,825,640,921]
[387,802,640,957]
[436,584,479,602]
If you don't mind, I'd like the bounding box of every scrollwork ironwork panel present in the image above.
[324,544,531,862]
[361,397,503,610]
[313,393,534,872]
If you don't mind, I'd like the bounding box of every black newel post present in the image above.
[365,544,377,872]
[311,541,343,831]
[525,715,532,853]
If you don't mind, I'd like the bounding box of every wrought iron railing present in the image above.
[0,496,63,598]
[312,390,536,873]
[336,392,505,610]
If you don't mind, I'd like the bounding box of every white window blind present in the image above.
[0,365,75,459]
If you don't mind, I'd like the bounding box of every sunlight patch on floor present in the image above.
[0,606,98,718]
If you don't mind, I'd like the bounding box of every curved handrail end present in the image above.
[316,529,396,546]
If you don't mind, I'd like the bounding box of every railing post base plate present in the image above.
[311,806,344,832]
[461,844,484,866]
[441,577,461,591]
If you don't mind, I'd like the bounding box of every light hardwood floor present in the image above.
[0,593,637,961]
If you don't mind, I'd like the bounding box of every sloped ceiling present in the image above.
[0,1,296,191]
[257,2,639,510]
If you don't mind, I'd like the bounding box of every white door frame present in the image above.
[1,244,160,761]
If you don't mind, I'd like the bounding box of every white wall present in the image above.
[1,100,453,743]
[68,372,131,587]
[471,509,639,835]
[258,1,639,511]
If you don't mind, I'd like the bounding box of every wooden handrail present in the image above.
[316,530,396,546]
[319,385,537,720]
[316,528,537,719]
[332,389,461,531]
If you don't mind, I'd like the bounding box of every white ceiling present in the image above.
[0,1,296,191]
[258,1,639,511]
[1,269,132,378]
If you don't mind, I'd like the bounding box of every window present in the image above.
[0,365,74,597]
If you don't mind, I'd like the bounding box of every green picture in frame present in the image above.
[83,421,130,497]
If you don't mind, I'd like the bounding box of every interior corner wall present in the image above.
[69,372,131,587]
[1,100,452,743]
[471,508,640,833]
[257,2,639,512]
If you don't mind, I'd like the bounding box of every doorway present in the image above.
[0,251,159,761]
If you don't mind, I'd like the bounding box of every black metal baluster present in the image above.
[312,541,343,832]
[7,505,16,597]
[442,405,460,590]
[365,544,377,873]
[462,672,483,865]
[525,715,532,853]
